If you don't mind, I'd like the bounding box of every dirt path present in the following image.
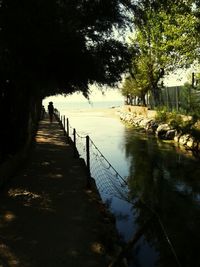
[0,118,118,267]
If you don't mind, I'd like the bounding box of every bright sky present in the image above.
[164,67,197,86]
[43,65,198,106]
[43,84,124,106]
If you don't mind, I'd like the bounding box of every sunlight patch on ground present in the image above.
[0,242,20,267]
[48,173,63,179]
[0,211,16,228]
[36,131,66,146]
[7,189,54,211]
[91,242,104,254]
[3,211,16,223]
[41,161,51,166]
[8,189,40,200]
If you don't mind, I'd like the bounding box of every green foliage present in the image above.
[155,107,184,128]
[155,108,187,131]
[121,71,149,105]
[155,106,200,136]
[180,83,200,119]
[168,111,184,132]
[155,107,169,123]
[190,95,200,118]
[122,1,198,105]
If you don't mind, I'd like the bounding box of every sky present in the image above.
[164,67,197,86]
[43,66,198,106]
[43,84,124,107]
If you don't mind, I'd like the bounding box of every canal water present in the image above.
[44,98,200,267]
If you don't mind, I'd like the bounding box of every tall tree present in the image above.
[122,1,197,106]
[0,0,131,161]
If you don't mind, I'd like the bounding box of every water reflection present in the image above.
[124,127,200,267]
[56,104,200,267]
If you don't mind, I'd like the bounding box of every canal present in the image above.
[44,98,200,267]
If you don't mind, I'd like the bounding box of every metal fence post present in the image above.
[73,128,78,158]
[62,116,65,127]
[86,135,91,188]
[188,85,191,112]
[176,86,179,111]
[63,115,65,131]
[166,87,169,110]
[66,118,69,141]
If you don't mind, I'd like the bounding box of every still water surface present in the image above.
[44,100,200,267]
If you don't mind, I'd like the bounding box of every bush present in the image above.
[168,111,184,132]
[155,106,169,123]
[155,106,200,141]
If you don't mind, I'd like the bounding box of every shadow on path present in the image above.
[0,119,117,267]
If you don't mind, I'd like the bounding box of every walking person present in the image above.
[48,101,54,123]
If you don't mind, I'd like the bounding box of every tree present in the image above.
[122,1,197,106]
[121,56,150,106]
[0,0,131,161]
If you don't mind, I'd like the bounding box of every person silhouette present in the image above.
[48,102,54,123]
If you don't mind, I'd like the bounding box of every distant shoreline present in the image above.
[66,106,123,118]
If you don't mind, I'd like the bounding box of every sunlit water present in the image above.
[43,100,200,267]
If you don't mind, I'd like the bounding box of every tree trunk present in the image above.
[141,93,146,107]
[0,81,41,163]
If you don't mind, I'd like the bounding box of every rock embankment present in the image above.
[119,105,200,155]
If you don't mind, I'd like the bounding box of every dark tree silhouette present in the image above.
[0,0,131,161]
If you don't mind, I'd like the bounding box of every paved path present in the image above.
[0,119,118,267]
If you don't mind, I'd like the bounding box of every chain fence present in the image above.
[59,114,129,201]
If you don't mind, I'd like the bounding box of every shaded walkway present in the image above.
[0,119,118,267]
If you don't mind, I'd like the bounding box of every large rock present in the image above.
[186,137,194,149]
[139,118,153,128]
[165,129,176,140]
[146,121,159,132]
[156,124,171,139]
[133,117,143,126]
[179,134,190,146]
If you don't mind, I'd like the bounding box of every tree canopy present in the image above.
[2,0,200,160]
[0,0,133,160]
[0,0,132,98]
[121,0,198,105]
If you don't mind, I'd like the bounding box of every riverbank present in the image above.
[118,105,200,156]
[63,104,200,156]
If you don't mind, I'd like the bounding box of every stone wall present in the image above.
[121,105,156,118]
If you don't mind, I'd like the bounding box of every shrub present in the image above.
[155,106,169,123]
[168,111,184,132]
